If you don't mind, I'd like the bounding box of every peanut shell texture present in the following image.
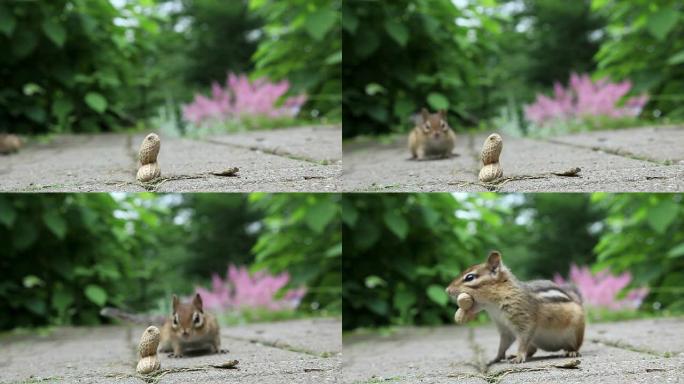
[479,163,503,182]
[480,133,503,165]
[138,133,160,165]
[136,162,161,182]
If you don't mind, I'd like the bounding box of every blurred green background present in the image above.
[342,193,684,331]
[342,0,684,137]
[0,0,340,135]
[0,193,341,330]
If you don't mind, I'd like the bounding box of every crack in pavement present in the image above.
[545,138,673,166]
[221,334,337,359]
[588,337,673,358]
[201,137,337,166]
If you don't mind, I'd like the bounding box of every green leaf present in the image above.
[365,83,386,96]
[647,200,679,234]
[384,20,409,47]
[84,284,107,306]
[0,199,16,227]
[647,8,679,41]
[667,50,684,65]
[52,98,74,120]
[668,243,684,258]
[42,19,67,47]
[394,98,415,119]
[304,200,337,233]
[304,9,337,41]
[365,275,386,288]
[324,51,342,65]
[52,289,74,313]
[394,289,416,314]
[12,29,38,58]
[426,285,449,306]
[43,211,67,239]
[84,92,107,114]
[427,92,449,110]
[23,275,44,288]
[383,211,408,240]
[366,298,389,316]
[342,7,359,33]
[0,5,16,37]
[25,299,47,315]
[25,106,46,123]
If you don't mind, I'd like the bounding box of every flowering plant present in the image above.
[553,264,649,310]
[182,73,307,126]
[524,73,648,126]
[195,264,307,312]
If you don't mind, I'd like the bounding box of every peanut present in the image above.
[136,326,161,374]
[479,133,503,182]
[454,293,475,325]
[137,133,161,182]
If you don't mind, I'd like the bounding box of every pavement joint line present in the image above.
[588,337,672,358]
[201,137,337,166]
[221,334,337,358]
[545,138,672,166]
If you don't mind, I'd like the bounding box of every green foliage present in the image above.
[593,0,684,119]
[343,0,504,137]
[592,194,684,311]
[0,1,163,134]
[178,0,262,87]
[249,0,341,119]
[250,193,341,312]
[0,194,172,329]
[342,193,508,330]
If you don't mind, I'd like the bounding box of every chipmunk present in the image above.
[408,108,456,160]
[445,251,585,365]
[101,293,223,357]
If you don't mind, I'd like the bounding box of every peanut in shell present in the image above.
[481,133,502,165]
[138,326,161,357]
[479,163,503,182]
[138,133,160,165]
[136,355,161,374]
[137,162,161,182]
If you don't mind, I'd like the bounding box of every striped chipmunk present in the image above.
[446,250,585,364]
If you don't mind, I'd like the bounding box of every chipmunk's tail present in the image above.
[100,307,166,325]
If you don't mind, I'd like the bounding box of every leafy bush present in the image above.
[592,193,684,311]
[249,0,341,119]
[0,1,162,134]
[592,0,684,119]
[342,0,504,137]
[342,193,509,330]
[0,194,173,329]
[250,193,341,313]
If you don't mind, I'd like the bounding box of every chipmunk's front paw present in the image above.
[565,351,581,357]
[168,353,183,358]
[509,354,526,364]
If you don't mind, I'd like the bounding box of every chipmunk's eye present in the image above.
[463,273,477,282]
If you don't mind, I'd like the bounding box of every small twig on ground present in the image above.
[104,168,241,191]
[105,360,240,384]
[448,167,582,191]
[447,359,580,384]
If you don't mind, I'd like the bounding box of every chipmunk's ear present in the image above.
[487,251,502,273]
[192,293,203,312]
[421,108,429,122]
[172,294,179,313]
[438,109,447,119]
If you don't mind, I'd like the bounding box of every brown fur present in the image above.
[446,251,585,364]
[408,108,456,159]
[158,293,222,357]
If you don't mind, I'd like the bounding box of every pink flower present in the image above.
[524,73,649,126]
[182,73,307,125]
[194,264,307,312]
[553,264,649,310]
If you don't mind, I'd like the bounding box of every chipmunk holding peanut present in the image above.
[408,108,456,160]
[101,293,223,357]
[446,250,585,365]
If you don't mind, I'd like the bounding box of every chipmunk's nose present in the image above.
[181,329,190,338]
[445,285,458,296]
